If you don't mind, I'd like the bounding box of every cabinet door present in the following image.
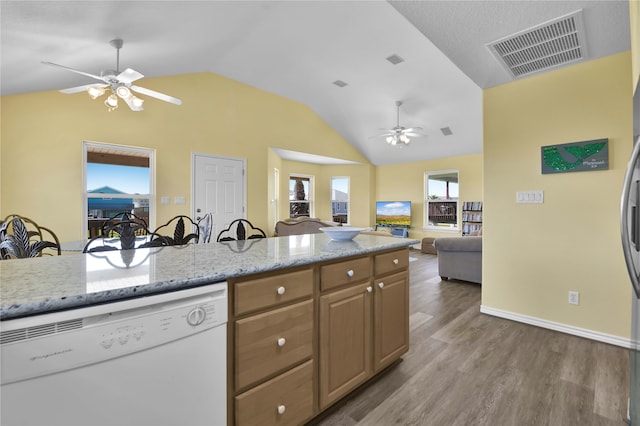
[374,271,409,371]
[319,282,372,409]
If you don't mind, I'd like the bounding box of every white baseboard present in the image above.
[480,305,632,349]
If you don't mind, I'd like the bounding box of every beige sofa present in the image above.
[433,236,482,284]
[274,217,339,236]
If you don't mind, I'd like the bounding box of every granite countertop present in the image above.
[1,234,418,321]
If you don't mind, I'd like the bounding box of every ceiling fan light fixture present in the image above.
[116,86,131,99]
[104,93,118,111]
[87,86,105,100]
[131,96,144,108]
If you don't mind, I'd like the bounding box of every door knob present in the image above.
[196,208,202,213]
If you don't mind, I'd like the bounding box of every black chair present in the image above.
[83,219,158,253]
[100,211,149,237]
[147,215,200,247]
[0,215,61,259]
[216,219,266,242]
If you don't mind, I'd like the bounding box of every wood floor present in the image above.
[311,251,630,426]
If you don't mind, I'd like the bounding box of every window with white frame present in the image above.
[84,142,154,239]
[424,170,459,231]
[289,175,313,218]
[331,176,349,224]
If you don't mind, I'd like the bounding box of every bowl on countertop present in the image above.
[319,227,365,241]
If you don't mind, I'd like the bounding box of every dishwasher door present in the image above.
[1,282,228,426]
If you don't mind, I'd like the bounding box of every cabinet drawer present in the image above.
[374,249,409,276]
[236,299,313,390]
[320,256,371,291]
[235,360,314,426]
[234,268,313,316]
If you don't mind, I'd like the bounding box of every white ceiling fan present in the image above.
[42,39,182,112]
[371,101,425,146]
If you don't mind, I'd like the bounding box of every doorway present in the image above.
[192,153,246,240]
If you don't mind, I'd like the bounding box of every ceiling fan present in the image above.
[42,39,182,112]
[371,101,425,146]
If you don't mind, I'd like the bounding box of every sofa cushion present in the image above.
[433,236,482,252]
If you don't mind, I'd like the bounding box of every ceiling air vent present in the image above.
[440,127,453,136]
[486,9,588,79]
[332,80,348,88]
[386,54,405,65]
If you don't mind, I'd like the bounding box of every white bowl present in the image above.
[319,227,365,241]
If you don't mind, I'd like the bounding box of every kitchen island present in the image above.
[1,233,418,425]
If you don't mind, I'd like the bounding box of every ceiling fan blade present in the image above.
[368,132,394,139]
[130,85,182,105]
[59,83,108,94]
[405,132,426,137]
[403,127,423,132]
[41,61,106,82]
[117,68,144,84]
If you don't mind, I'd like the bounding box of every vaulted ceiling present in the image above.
[0,1,631,165]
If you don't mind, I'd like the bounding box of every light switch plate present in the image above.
[161,196,170,205]
[174,196,186,205]
[516,190,544,204]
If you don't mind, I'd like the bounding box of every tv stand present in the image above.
[375,225,408,238]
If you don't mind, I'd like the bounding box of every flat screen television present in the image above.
[375,201,411,227]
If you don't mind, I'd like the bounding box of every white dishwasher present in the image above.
[1,282,228,426]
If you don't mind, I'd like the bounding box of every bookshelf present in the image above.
[462,201,483,236]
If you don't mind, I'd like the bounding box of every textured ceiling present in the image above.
[0,1,631,166]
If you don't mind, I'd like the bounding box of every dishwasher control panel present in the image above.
[1,282,227,385]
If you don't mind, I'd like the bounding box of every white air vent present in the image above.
[486,10,588,79]
[332,80,348,87]
[0,319,83,345]
[440,127,453,136]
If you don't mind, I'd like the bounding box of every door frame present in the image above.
[191,152,247,224]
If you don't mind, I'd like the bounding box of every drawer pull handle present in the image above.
[378,282,384,289]
[277,337,286,347]
[277,405,286,415]
[277,286,286,295]
[366,286,372,293]
[393,259,399,265]
[347,269,355,277]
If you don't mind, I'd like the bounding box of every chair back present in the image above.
[0,215,61,259]
[83,219,155,253]
[216,219,266,242]
[147,215,200,247]
[197,213,213,244]
[101,211,149,237]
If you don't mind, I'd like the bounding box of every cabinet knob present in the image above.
[366,286,372,293]
[277,405,286,415]
[277,337,286,347]
[347,269,355,277]
[378,282,384,289]
[277,286,286,295]
[393,259,399,265]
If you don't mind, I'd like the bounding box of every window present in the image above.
[425,170,459,230]
[289,175,313,218]
[331,177,350,224]
[84,142,154,239]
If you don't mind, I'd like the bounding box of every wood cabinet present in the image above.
[229,248,410,425]
[319,281,372,408]
[318,248,410,411]
[230,267,315,426]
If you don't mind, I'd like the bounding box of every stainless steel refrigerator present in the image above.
[621,83,640,425]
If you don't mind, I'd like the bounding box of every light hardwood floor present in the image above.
[311,251,630,426]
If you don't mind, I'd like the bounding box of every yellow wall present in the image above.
[0,72,370,242]
[376,153,483,241]
[631,0,639,90]
[483,52,633,339]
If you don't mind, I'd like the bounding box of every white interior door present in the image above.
[193,154,246,240]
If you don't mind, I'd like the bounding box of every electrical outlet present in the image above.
[568,291,579,305]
